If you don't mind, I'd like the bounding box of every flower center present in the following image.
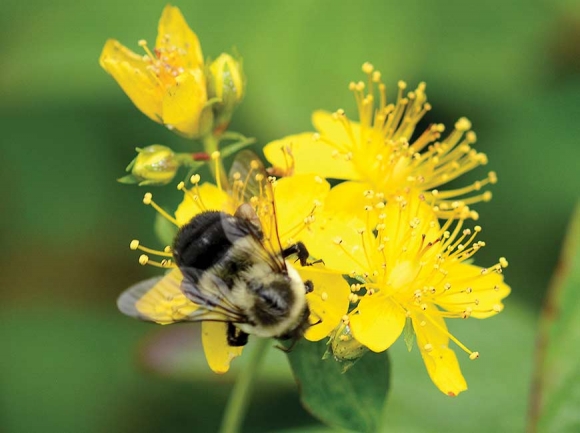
[138,39,187,88]
[387,260,419,292]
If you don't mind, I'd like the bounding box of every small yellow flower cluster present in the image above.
[263,62,511,396]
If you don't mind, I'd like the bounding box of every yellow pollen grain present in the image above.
[321,292,328,301]
[493,304,502,312]
[420,321,426,327]
[130,240,140,250]
[333,237,343,245]
[424,343,433,352]
[469,352,480,360]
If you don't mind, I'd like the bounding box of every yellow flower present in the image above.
[264,62,496,219]
[131,154,350,373]
[100,5,211,138]
[305,187,511,395]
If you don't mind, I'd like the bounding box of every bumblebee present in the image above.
[118,151,316,347]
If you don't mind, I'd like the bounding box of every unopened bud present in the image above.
[208,53,245,131]
[120,145,179,186]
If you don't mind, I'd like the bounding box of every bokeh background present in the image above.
[2,0,579,432]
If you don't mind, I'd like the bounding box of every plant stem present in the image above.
[218,338,270,433]
[202,133,230,191]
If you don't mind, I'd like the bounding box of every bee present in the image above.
[117,151,316,348]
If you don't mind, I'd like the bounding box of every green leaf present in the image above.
[286,338,390,433]
[154,211,178,246]
[530,203,580,433]
[116,174,139,184]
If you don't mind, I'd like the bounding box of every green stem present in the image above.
[202,133,230,191]
[218,338,270,433]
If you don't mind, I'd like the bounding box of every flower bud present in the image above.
[208,53,245,131]
[324,321,369,373]
[121,145,180,186]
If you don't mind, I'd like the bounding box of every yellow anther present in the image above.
[255,173,264,182]
[211,151,221,160]
[138,39,147,47]
[164,246,172,253]
[424,343,433,352]
[130,240,140,250]
[499,257,509,268]
[455,117,472,131]
[372,71,381,82]
[190,174,201,184]
[469,352,480,360]
[398,80,407,89]
[362,62,374,74]
[474,225,482,232]
[342,314,350,323]
[493,304,502,312]
[489,171,498,184]
[143,193,153,205]
[321,292,328,301]
[138,254,149,265]
[333,237,343,245]
[177,181,185,190]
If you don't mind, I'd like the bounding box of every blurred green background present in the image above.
[2,0,579,431]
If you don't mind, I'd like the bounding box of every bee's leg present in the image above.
[282,242,324,267]
[227,322,249,347]
[304,280,314,294]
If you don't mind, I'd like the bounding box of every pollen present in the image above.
[321,292,329,301]
[130,240,140,250]
[424,343,433,352]
[190,174,201,184]
[143,193,153,205]
[138,254,149,265]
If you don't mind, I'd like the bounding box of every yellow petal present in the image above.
[201,321,243,374]
[175,183,231,226]
[99,39,163,122]
[162,69,208,138]
[312,110,361,151]
[323,181,373,222]
[274,174,330,247]
[413,311,467,396]
[435,263,511,318]
[156,5,204,69]
[305,214,368,275]
[263,132,360,180]
[349,294,406,352]
[299,267,350,341]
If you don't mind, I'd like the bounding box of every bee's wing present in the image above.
[228,150,286,271]
[117,268,248,325]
